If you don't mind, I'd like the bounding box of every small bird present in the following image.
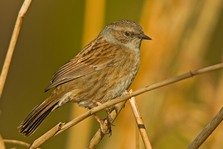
[18,20,151,136]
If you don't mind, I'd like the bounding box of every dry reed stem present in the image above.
[29,123,64,149]
[0,0,32,98]
[30,62,223,148]
[187,106,223,149]
[129,95,152,149]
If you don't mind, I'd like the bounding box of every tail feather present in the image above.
[18,100,58,136]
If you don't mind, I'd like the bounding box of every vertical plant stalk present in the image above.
[129,96,152,149]
[0,0,33,97]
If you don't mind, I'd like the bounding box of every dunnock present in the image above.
[19,20,151,136]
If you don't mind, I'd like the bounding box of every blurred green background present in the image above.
[0,0,223,148]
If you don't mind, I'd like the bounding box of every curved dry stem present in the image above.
[187,106,223,149]
[2,139,39,148]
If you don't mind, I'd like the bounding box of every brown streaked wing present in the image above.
[45,37,115,92]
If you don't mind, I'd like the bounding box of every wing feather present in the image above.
[45,37,115,91]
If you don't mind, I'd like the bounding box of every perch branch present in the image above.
[29,62,223,148]
[30,123,64,149]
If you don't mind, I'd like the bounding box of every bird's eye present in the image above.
[124,31,132,37]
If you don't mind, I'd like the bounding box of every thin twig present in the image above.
[187,106,223,149]
[30,62,223,148]
[0,0,33,97]
[2,139,39,148]
[129,96,152,149]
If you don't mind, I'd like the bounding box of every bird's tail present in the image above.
[18,97,59,136]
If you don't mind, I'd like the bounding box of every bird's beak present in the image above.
[139,33,152,40]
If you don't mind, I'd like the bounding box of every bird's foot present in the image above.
[94,114,112,135]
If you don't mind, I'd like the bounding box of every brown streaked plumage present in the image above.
[18,20,151,136]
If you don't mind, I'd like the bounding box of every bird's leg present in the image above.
[93,114,111,135]
[93,90,129,135]
[105,90,129,126]
[92,101,114,135]
[104,106,116,126]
